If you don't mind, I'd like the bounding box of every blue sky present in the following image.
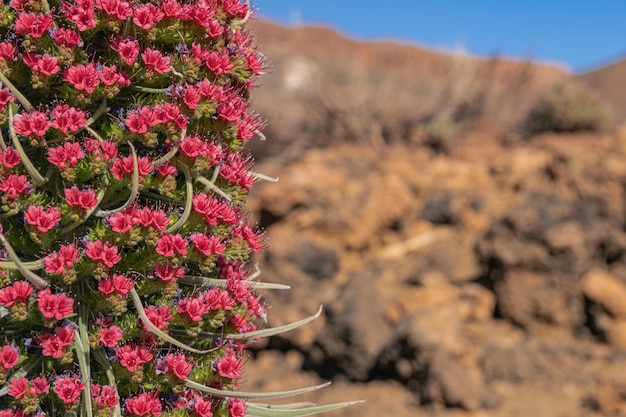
[255,1,626,73]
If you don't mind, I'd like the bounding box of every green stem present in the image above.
[0,74,32,112]
[8,106,48,186]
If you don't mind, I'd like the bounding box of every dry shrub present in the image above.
[524,80,613,135]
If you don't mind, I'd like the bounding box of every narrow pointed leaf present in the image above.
[8,105,48,186]
[96,143,139,217]
[93,348,122,417]
[183,305,323,340]
[248,402,316,410]
[0,356,41,396]
[246,401,364,417]
[152,136,182,166]
[167,163,193,233]
[0,73,32,111]
[129,288,214,354]
[0,234,49,289]
[61,185,108,234]
[0,127,7,150]
[184,379,331,399]
[195,174,232,201]
[251,172,279,183]
[85,99,108,127]
[0,259,44,270]
[180,275,290,290]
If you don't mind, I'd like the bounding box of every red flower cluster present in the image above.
[0,0,274,415]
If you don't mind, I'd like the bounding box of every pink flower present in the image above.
[107,211,133,233]
[194,397,214,417]
[0,282,33,307]
[153,263,184,283]
[176,296,207,322]
[36,289,74,320]
[228,398,247,417]
[142,305,172,330]
[13,111,51,138]
[54,375,85,405]
[8,376,27,398]
[141,48,171,74]
[217,352,242,379]
[64,3,97,31]
[24,205,61,233]
[205,50,234,76]
[63,63,100,94]
[23,53,60,77]
[156,234,188,257]
[111,37,140,65]
[64,186,98,213]
[96,0,131,20]
[92,384,119,408]
[125,392,162,416]
[0,147,20,169]
[36,326,75,358]
[0,174,30,200]
[0,345,19,371]
[116,344,153,373]
[97,325,123,347]
[132,3,163,29]
[52,28,82,48]
[85,240,121,268]
[164,353,193,380]
[47,142,85,170]
[98,273,133,295]
[190,233,225,256]
[14,12,52,39]
[110,155,154,180]
[51,104,88,134]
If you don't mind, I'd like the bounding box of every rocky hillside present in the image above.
[242,20,626,417]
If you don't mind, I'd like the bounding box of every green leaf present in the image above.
[60,183,108,234]
[180,275,290,290]
[173,306,323,341]
[194,173,232,201]
[0,72,32,111]
[0,356,42,396]
[246,401,364,417]
[96,142,139,217]
[0,234,49,289]
[166,163,193,234]
[85,98,108,128]
[129,288,215,354]
[8,105,48,186]
[93,348,122,417]
[0,259,45,270]
[184,379,331,399]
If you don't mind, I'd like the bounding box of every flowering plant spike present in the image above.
[0,0,359,416]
